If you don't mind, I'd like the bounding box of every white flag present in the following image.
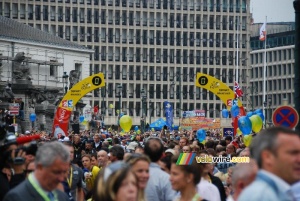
[259,22,266,41]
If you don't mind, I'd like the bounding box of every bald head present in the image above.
[231,160,258,200]
[97,150,108,167]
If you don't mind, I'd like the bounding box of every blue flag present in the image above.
[163,101,174,130]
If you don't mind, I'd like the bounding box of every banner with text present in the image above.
[180,110,220,131]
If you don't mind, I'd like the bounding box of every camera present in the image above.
[0,131,38,165]
[84,172,93,177]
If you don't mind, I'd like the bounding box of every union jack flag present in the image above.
[234,81,243,98]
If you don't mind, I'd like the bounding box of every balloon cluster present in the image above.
[237,109,264,147]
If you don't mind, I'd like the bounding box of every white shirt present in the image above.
[197,177,221,201]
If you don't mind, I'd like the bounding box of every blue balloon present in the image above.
[197,129,206,142]
[79,115,84,123]
[256,112,265,121]
[120,113,124,118]
[238,116,252,135]
[134,126,139,131]
[29,113,36,122]
[231,105,240,118]
[246,112,253,117]
[254,109,263,114]
[222,109,229,118]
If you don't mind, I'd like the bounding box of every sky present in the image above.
[250,0,295,23]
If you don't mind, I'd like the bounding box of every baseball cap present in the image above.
[165,149,176,155]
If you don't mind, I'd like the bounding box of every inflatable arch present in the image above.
[52,73,105,135]
[195,73,243,109]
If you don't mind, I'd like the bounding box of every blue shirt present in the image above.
[238,170,293,201]
[145,163,177,201]
[291,181,300,200]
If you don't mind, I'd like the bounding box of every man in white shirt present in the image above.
[197,177,221,201]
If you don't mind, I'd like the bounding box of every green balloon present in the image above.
[249,115,263,133]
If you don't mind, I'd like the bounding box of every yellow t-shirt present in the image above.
[86,166,100,190]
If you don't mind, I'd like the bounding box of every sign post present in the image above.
[272,106,299,129]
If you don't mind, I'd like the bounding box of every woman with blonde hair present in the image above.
[125,153,151,201]
[91,161,139,201]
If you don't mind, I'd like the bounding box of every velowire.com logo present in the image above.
[176,153,250,165]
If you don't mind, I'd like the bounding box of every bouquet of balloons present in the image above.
[222,107,265,147]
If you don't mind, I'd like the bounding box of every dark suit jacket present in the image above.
[209,173,227,201]
[3,179,69,201]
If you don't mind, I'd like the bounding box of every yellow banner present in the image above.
[195,73,242,109]
[59,73,105,111]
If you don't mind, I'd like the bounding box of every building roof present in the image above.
[0,16,91,51]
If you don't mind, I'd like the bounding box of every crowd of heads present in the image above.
[1,125,300,201]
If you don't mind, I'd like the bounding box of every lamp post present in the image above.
[263,99,267,128]
[101,87,106,122]
[141,88,147,133]
[117,85,122,131]
[149,100,153,125]
[62,72,69,94]
[268,95,272,127]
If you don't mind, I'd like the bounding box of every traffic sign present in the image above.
[9,103,19,116]
[272,106,299,129]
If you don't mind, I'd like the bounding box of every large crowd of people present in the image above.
[0,126,300,201]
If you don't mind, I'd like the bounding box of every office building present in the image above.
[0,0,252,126]
[249,22,295,125]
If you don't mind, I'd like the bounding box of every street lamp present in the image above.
[117,85,122,131]
[149,100,153,125]
[62,72,69,94]
[263,98,267,128]
[141,88,147,133]
[101,87,106,121]
[268,95,272,127]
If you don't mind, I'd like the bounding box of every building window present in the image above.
[50,63,58,77]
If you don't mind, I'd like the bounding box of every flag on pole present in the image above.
[259,22,266,41]
[94,105,99,114]
[234,81,244,98]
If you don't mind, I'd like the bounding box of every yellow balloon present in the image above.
[119,115,132,132]
[136,130,141,134]
[249,115,263,133]
[179,126,182,131]
[201,140,206,145]
[109,104,114,109]
[151,128,155,131]
[82,120,87,125]
[237,128,242,135]
[243,135,253,147]
[116,109,120,114]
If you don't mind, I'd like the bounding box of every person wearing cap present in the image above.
[165,149,176,156]
[127,142,139,153]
